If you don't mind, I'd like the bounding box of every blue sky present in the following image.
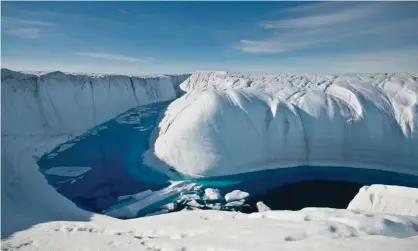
[2,1,418,74]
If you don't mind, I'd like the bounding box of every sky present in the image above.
[1,1,418,74]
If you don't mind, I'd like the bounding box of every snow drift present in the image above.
[154,72,418,177]
[348,185,418,216]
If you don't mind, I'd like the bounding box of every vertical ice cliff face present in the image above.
[1,68,190,238]
[154,72,418,177]
[2,69,190,137]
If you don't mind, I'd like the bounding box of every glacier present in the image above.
[2,69,418,249]
[154,72,418,177]
[1,69,190,237]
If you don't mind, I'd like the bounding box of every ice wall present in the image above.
[2,69,190,137]
[1,68,190,238]
[154,72,418,177]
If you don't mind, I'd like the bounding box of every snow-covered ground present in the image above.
[2,69,418,250]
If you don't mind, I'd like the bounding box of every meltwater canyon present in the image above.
[2,69,418,238]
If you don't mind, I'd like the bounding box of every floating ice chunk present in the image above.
[44,166,92,177]
[106,181,197,218]
[46,153,58,159]
[256,201,271,212]
[203,188,223,201]
[117,189,152,202]
[162,202,177,211]
[187,200,205,208]
[224,200,245,207]
[225,190,249,202]
[178,193,201,202]
[57,143,76,153]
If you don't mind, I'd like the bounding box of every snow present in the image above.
[154,72,418,177]
[2,209,418,250]
[44,166,92,177]
[202,188,223,201]
[2,69,418,250]
[256,201,271,212]
[1,68,189,137]
[1,69,189,238]
[348,185,418,216]
[225,190,250,202]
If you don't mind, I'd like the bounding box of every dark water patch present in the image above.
[246,180,364,212]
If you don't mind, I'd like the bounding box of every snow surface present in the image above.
[2,209,418,250]
[348,185,418,216]
[2,69,418,250]
[154,72,418,177]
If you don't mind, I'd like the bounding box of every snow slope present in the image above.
[154,72,418,177]
[348,185,418,216]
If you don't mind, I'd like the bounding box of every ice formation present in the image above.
[2,69,418,250]
[1,69,189,237]
[348,185,418,216]
[154,72,418,177]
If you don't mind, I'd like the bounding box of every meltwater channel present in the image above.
[37,101,418,218]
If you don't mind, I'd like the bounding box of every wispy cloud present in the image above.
[117,9,129,14]
[2,15,57,39]
[238,2,418,54]
[5,28,41,39]
[261,6,375,29]
[76,52,154,62]
[238,40,306,53]
[2,16,56,27]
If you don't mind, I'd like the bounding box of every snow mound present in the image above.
[154,72,418,177]
[348,185,418,216]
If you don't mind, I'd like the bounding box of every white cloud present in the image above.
[2,16,56,27]
[261,6,376,29]
[6,28,41,39]
[238,2,418,54]
[76,52,154,62]
[238,40,306,54]
[2,16,57,39]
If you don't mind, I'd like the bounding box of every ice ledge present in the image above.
[348,185,418,216]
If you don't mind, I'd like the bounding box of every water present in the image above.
[38,101,174,212]
[38,101,418,216]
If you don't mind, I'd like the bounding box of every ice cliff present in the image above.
[1,68,189,237]
[154,72,418,177]
[1,68,189,137]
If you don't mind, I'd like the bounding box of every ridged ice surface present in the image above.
[1,68,189,137]
[155,72,418,177]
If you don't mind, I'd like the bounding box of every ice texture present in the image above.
[154,72,418,177]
